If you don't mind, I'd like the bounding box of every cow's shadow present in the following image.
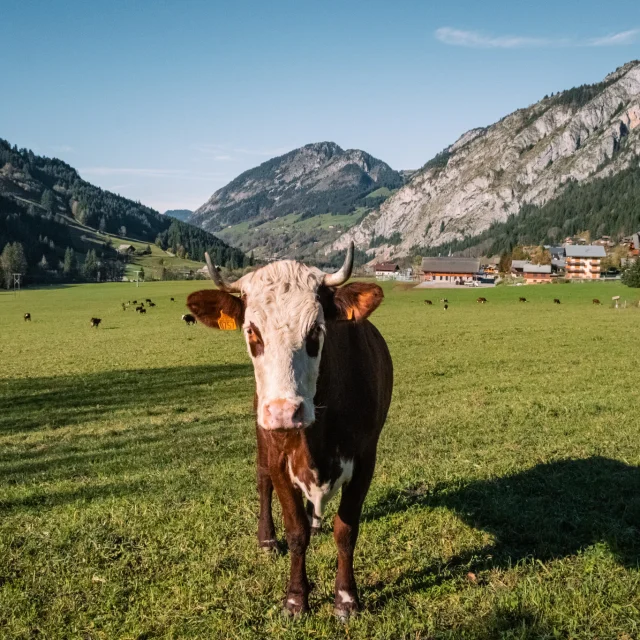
[363,456,640,606]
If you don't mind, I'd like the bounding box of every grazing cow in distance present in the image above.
[181,313,197,325]
[132,300,137,304]
[170,297,175,302]
[148,302,156,307]
[476,297,487,304]
[553,298,561,304]
[440,298,448,303]
[519,297,527,303]
[24,313,31,321]
[145,298,152,304]
[424,299,433,305]
[136,306,146,313]
[186,244,393,619]
[444,303,449,310]
[593,299,601,305]
[90,317,102,328]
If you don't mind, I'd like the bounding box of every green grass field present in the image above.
[1,281,639,639]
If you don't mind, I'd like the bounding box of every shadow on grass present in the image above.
[365,456,640,577]
[0,363,253,433]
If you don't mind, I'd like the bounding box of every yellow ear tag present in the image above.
[346,307,355,321]
[218,311,237,330]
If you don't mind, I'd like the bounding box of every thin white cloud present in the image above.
[589,29,640,46]
[435,26,639,49]
[80,167,228,181]
[51,145,75,154]
[191,143,289,159]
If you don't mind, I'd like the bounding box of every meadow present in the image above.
[1,279,639,639]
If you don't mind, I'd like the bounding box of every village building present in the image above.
[564,245,606,280]
[523,263,552,284]
[511,259,528,275]
[421,257,480,283]
[117,244,135,255]
[374,262,400,279]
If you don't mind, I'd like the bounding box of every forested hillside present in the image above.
[420,162,640,257]
[0,139,243,285]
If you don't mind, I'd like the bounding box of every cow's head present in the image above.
[187,243,383,431]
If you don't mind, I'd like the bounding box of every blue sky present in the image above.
[1,0,639,212]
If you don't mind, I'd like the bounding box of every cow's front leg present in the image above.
[271,464,310,615]
[256,428,276,551]
[333,455,375,620]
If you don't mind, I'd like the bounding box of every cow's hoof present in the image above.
[283,595,309,617]
[259,539,278,553]
[334,591,359,622]
[334,605,358,623]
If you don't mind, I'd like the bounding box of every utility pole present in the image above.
[12,273,21,296]
[134,270,142,288]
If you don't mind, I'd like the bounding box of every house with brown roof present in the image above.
[421,257,480,283]
[374,262,400,279]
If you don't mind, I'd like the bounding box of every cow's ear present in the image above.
[186,290,244,330]
[327,282,384,322]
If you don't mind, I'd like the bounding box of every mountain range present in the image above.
[188,60,640,263]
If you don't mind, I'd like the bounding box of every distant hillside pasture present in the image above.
[1,281,639,638]
[216,209,368,260]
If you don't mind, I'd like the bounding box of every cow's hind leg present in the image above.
[256,428,276,551]
[333,454,375,621]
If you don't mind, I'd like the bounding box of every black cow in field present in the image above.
[132,300,138,304]
[593,299,601,305]
[553,298,561,305]
[136,306,146,314]
[424,299,433,305]
[181,313,197,325]
[148,302,156,307]
[444,303,449,311]
[519,297,527,303]
[24,313,31,321]
[187,243,393,619]
[476,297,488,304]
[170,297,175,302]
[145,298,152,304]
[90,317,102,327]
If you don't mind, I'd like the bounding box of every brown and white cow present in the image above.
[187,244,393,619]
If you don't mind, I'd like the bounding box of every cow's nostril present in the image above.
[292,403,304,423]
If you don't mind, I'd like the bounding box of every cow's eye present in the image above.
[246,323,264,357]
[305,324,323,358]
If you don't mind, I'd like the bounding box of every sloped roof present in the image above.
[421,257,480,273]
[374,262,399,272]
[565,245,606,258]
[523,263,552,273]
[511,260,528,269]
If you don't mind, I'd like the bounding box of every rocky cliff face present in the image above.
[190,142,402,232]
[333,61,640,258]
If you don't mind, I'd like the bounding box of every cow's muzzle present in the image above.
[261,399,307,430]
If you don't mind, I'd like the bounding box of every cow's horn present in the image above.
[205,252,241,292]
[323,242,354,287]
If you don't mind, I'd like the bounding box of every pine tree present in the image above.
[40,189,56,213]
[82,249,99,280]
[63,247,76,277]
[622,259,640,288]
[39,255,49,269]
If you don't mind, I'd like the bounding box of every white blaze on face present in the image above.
[239,261,327,430]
